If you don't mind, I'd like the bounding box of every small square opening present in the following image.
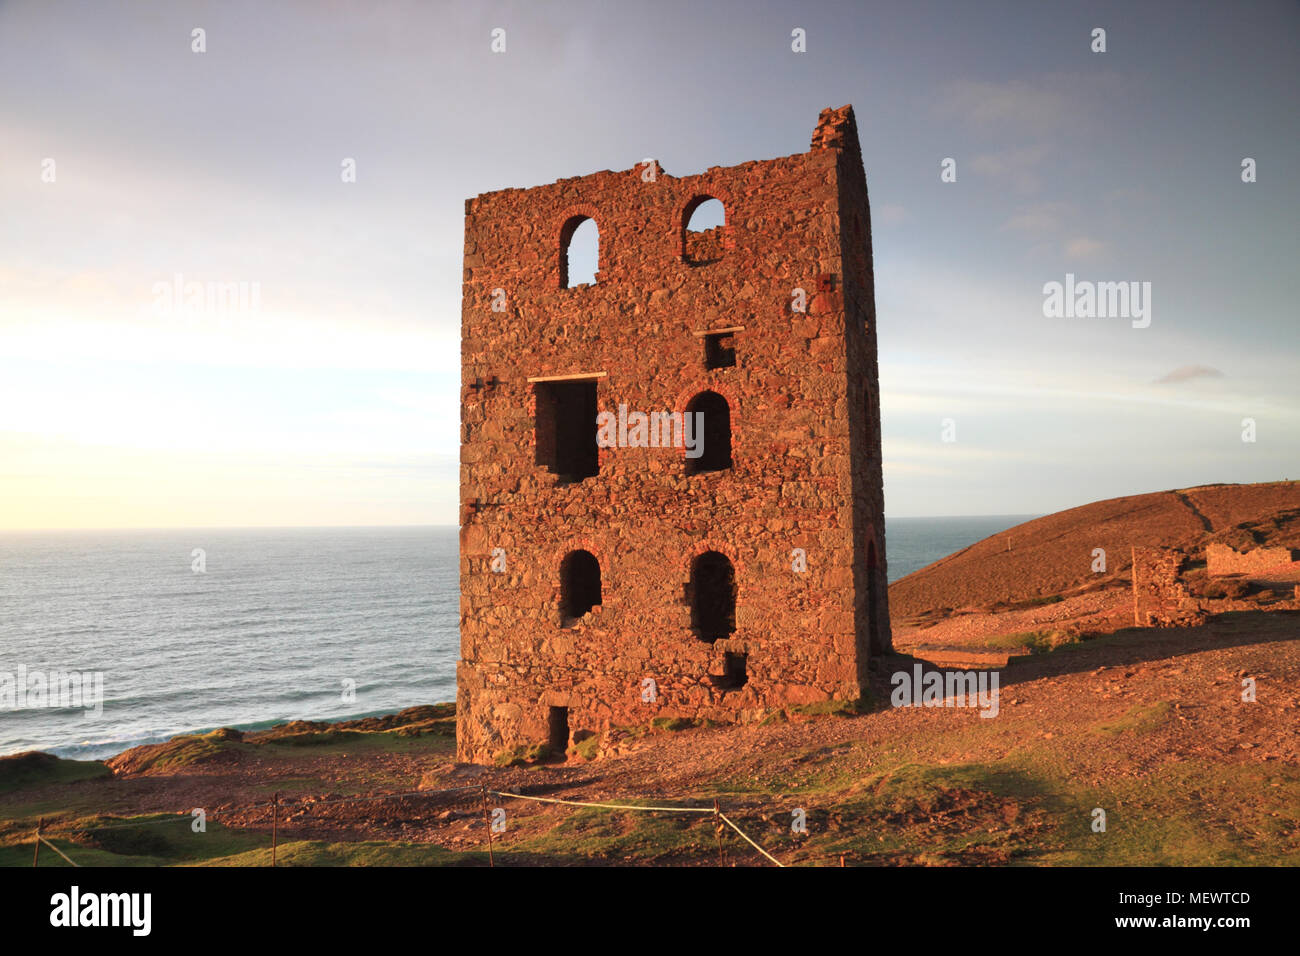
[704,333,736,370]
[710,652,748,691]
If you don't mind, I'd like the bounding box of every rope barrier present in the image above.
[717,812,785,867]
[23,779,787,867]
[487,790,714,813]
[71,816,201,832]
[488,788,785,867]
[36,835,80,867]
[60,782,486,832]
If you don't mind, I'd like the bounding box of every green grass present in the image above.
[190,840,481,867]
[113,729,251,773]
[984,630,1079,654]
[789,697,870,717]
[3,691,1294,867]
[987,594,1066,612]
[108,715,457,774]
[690,733,1300,867]
[493,742,554,766]
[1092,701,1175,735]
[705,741,877,798]
[513,805,713,863]
[796,761,1059,864]
[650,716,699,732]
[1063,761,1299,866]
[7,745,1294,866]
[571,734,601,761]
[0,752,110,794]
[260,729,454,756]
[4,813,274,868]
[262,728,366,747]
[791,755,1300,866]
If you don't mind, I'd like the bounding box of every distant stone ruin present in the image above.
[1130,547,1207,628]
[1131,541,1300,627]
[1206,543,1298,578]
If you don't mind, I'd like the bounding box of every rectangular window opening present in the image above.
[723,652,748,689]
[547,706,570,754]
[534,380,599,483]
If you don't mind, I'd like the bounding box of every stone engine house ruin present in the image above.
[457,105,891,764]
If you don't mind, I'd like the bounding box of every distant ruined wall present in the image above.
[1206,543,1298,578]
[1131,548,1207,628]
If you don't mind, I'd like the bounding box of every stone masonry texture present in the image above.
[1206,543,1298,578]
[1132,548,1208,628]
[456,106,891,764]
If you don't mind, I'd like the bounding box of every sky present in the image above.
[1,0,1296,528]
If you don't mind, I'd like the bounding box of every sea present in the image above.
[0,516,1033,760]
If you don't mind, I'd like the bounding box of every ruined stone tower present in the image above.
[457,105,890,764]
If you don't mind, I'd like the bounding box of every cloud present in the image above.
[938,79,1070,130]
[1154,365,1225,385]
[937,73,1125,132]
[1065,237,1107,258]
[882,439,1037,463]
[1000,201,1076,235]
[875,203,908,227]
[938,74,1127,193]
[969,145,1052,184]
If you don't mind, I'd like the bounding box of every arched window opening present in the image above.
[684,390,732,475]
[559,549,601,624]
[560,216,599,288]
[690,550,736,643]
[683,196,725,266]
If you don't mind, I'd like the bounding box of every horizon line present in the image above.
[0,514,1048,533]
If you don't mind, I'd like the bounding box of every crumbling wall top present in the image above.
[810,104,859,151]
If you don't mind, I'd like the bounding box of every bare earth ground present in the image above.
[4,482,1297,866]
[3,609,1297,867]
[894,568,1300,665]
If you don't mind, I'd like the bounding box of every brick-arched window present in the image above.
[559,549,601,624]
[560,215,599,287]
[684,390,732,475]
[682,196,726,266]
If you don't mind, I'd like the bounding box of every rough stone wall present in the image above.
[457,106,890,764]
[1132,548,1207,628]
[826,105,893,678]
[1206,543,1298,578]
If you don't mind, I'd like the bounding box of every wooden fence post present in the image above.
[1131,547,1141,626]
[480,787,495,867]
[713,800,725,866]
